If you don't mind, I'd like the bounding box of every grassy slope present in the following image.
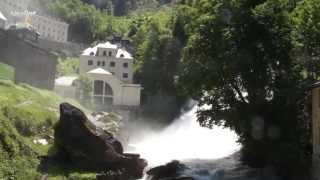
[0,63,14,81]
[0,80,96,179]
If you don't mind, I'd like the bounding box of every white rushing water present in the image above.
[129,105,240,168]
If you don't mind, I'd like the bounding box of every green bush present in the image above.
[0,63,14,81]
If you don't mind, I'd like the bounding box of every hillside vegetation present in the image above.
[0,80,118,179]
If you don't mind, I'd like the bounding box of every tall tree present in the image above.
[179,0,311,178]
[292,0,320,80]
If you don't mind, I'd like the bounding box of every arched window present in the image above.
[104,83,113,96]
[93,81,114,106]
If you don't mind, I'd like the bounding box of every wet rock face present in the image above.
[54,103,147,179]
[147,161,194,180]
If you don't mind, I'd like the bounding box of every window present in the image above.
[88,60,93,65]
[120,54,124,58]
[105,83,113,96]
[97,61,101,66]
[123,73,128,78]
[108,51,112,56]
[94,80,103,95]
[103,51,107,56]
[90,52,94,56]
[110,62,115,67]
[123,63,128,68]
[102,61,105,66]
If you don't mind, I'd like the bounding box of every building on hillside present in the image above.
[310,82,320,180]
[81,42,141,107]
[0,11,7,29]
[28,14,69,43]
[55,42,142,108]
[79,42,134,83]
[0,0,69,43]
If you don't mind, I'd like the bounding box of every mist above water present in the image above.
[128,105,240,167]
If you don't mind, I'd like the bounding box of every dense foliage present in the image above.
[131,7,189,121]
[35,0,175,42]
[79,0,175,15]
[179,0,316,178]
[56,57,79,77]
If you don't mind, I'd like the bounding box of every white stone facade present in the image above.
[80,42,134,84]
[87,68,141,107]
[80,42,141,107]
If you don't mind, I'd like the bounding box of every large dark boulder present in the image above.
[54,103,147,178]
[147,161,194,180]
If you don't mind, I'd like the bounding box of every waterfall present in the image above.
[128,105,240,167]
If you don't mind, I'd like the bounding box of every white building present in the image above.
[80,42,134,83]
[55,42,141,107]
[0,11,7,29]
[81,42,141,107]
[28,14,69,42]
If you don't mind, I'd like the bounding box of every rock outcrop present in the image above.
[54,103,147,179]
[147,161,194,180]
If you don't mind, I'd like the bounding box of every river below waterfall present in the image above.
[122,105,283,180]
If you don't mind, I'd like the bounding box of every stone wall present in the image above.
[0,29,57,89]
[38,38,85,56]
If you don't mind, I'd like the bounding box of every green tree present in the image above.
[292,0,320,80]
[134,17,187,121]
[179,0,311,178]
[57,57,79,76]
